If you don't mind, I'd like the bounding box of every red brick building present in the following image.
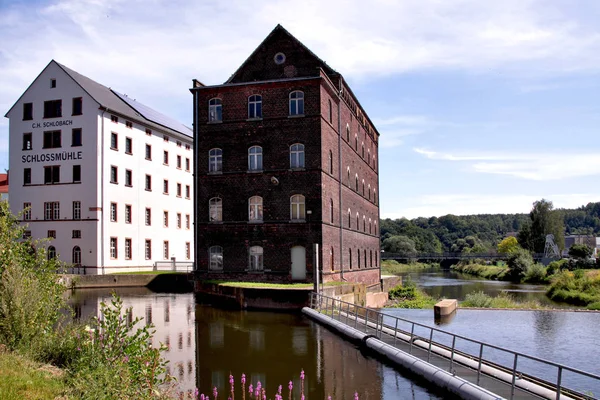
[191,25,380,285]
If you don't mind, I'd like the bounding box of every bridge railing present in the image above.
[381,252,546,260]
[153,261,194,272]
[309,292,599,400]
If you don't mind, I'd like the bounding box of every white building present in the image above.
[5,60,194,274]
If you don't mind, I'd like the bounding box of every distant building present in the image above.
[5,61,194,274]
[190,25,381,285]
[0,173,8,202]
[563,235,599,257]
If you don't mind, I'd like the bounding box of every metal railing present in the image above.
[153,261,194,272]
[309,292,600,400]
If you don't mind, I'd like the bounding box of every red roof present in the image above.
[0,173,8,194]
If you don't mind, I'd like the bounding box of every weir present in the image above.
[303,292,600,400]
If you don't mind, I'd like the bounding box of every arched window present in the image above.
[364,249,367,268]
[209,246,223,270]
[355,174,359,191]
[330,198,334,224]
[347,208,351,228]
[369,218,372,234]
[347,167,350,186]
[209,197,222,222]
[248,95,262,119]
[373,156,377,170]
[349,249,352,269]
[208,98,222,122]
[290,195,305,220]
[289,91,304,115]
[328,99,333,123]
[374,220,378,235]
[368,184,371,200]
[346,124,350,141]
[357,249,360,268]
[362,179,365,196]
[363,215,366,232]
[329,150,333,174]
[356,212,359,230]
[370,250,373,268]
[208,148,222,173]
[361,142,365,158]
[248,146,263,171]
[48,246,56,260]
[374,189,377,204]
[249,246,263,271]
[72,246,81,265]
[290,143,305,169]
[367,149,371,164]
[354,134,358,150]
[330,247,334,271]
[248,196,263,222]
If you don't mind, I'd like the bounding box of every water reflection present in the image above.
[70,289,441,399]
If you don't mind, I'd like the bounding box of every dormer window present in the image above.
[248,95,262,119]
[208,98,222,122]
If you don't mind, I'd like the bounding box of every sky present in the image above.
[1,0,600,219]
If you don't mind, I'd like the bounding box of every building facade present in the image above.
[0,173,8,202]
[191,25,380,284]
[5,61,194,274]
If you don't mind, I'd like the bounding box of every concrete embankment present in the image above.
[302,307,502,400]
[61,273,193,292]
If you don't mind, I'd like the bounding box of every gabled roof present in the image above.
[226,24,338,84]
[5,60,192,138]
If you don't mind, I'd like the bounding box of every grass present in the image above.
[0,350,66,400]
[386,279,438,309]
[460,291,546,309]
[451,263,509,280]
[547,270,600,309]
[110,270,188,275]
[381,259,440,276]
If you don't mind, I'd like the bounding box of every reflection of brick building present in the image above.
[191,25,381,285]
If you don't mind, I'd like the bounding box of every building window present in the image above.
[369,218,372,234]
[330,198,334,224]
[72,97,82,116]
[50,79,56,88]
[125,204,132,224]
[208,98,222,122]
[209,246,223,270]
[163,179,169,194]
[368,184,371,200]
[23,203,31,220]
[110,132,118,150]
[330,247,334,271]
[125,137,132,154]
[163,211,169,227]
[248,246,263,271]
[362,179,365,195]
[145,208,151,226]
[23,168,31,185]
[73,201,81,220]
[47,230,56,239]
[163,151,169,165]
[48,246,56,260]
[348,209,351,228]
[44,166,60,184]
[289,91,304,115]
[125,239,132,260]
[110,202,117,222]
[176,141,182,148]
[374,190,377,204]
[145,144,152,160]
[111,115,118,123]
[126,121,133,129]
[346,124,350,141]
[163,135,169,142]
[209,197,222,222]
[72,230,82,239]
[290,194,305,221]
[145,174,152,191]
[357,249,360,268]
[329,150,333,174]
[110,166,118,184]
[186,214,190,229]
[177,183,182,197]
[146,128,152,136]
[355,174,359,191]
[177,213,182,228]
[354,134,358,150]
[23,133,32,150]
[346,167,350,186]
[328,99,332,123]
[248,95,262,119]
[43,130,61,148]
[185,158,190,171]
[349,249,353,269]
[289,143,305,169]
[110,237,117,259]
[145,240,152,259]
[23,103,33,120]
[185,185,190,199]
[356,213,359,229]
[248,146,263,171]
[163,241,169,260]
[364,249,367,268]
[23,230,32,239]
[248,196,263,222]
[362,143,365,158]
[370,250,373,267]
[185,144,191,150]
[367,149,371,164]
[72,246,82,265]
[185,242,191,260]
[72,128,82,147]
[125,169,132,187]
[209,148,222,173]
[43,100,62,118]
[177,155,182,169]
[73,165,81,183]
[363,215,366,232]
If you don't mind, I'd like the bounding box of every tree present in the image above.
[517,199,565,253]
[497,237,520,254]
[507,248,534,281]
[568,244,593,260]
[450,235,487,253]
[382,235,417,255]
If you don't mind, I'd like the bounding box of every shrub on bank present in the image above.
[461,291,544,309]
[387,279,437,308]
[381,260,440,275]
[546,270,600,306]
[451,263,508,280]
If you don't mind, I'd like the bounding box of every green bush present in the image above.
[547,270,600,305]
[507,249,534,281]
[523,263,547,283]
[546,259,568,275]
[462,291,493,308]
[586,301,600,311]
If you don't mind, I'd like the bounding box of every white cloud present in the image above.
[413,148,600,180]
[382,193,600,219]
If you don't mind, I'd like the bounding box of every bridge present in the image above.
[381,252,546,262]
[304,292,599,400]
